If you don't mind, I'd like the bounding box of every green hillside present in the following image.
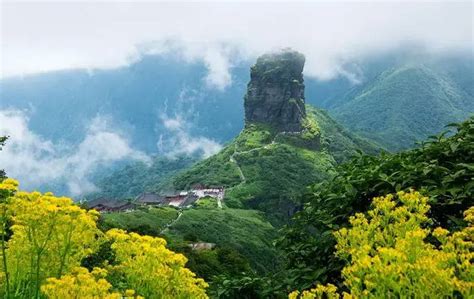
[170,105,378,223]
[99,204,280,281]
[332,63,474,151]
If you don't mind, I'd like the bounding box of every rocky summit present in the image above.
[244,50,306,132]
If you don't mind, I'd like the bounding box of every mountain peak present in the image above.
[244,49,306,132]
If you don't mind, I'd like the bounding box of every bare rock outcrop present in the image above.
[244,50,306,132]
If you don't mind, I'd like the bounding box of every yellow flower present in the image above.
[289,191,474,298]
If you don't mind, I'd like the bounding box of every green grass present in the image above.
[171,145,242,189]
[226,144,336,224]
[235,123,275,151]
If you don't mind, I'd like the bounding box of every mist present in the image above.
[0,110,150,195]
[2,1,472,88]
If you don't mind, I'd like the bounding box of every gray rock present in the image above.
[244,49,306,132]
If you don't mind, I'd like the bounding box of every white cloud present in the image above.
[202,46,233,90]
[1,1,472,87]
[159,114,222,158]
[0,110,150,196]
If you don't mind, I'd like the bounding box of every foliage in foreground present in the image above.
[41,267,126,299]
[289,191,473,298]
[279,117,474,290]
[0,179,207,298]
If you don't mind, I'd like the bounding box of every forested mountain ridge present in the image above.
[326,61,474,150]
[0,54,249,152]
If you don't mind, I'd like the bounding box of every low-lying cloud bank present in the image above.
[158,113,222,159]
[0,110,150,196]
[0,109,222,196]
[3,2,472,88]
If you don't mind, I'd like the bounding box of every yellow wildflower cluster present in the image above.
[2,182,100,298]
[289,283,342,299]
[0,179,18,197]
[289,190,473,298]
[106,229,209,299]
[0,179,208,298]
[41,267,123,299]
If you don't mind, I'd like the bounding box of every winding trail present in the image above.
[225,131,301,196]
[160,210,183,234]
[228,132,289,186]
[230,151,246,183]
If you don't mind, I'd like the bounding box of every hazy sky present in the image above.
[1,1,473,87]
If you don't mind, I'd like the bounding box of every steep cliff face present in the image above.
[244,50,306,132]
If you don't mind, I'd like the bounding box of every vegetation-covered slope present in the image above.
[277,116,474,292]
[99,206,179,234]
[331,63,474,151]
[99,204,280,279]
[165,207,279,273]
[87,155,196,200]
[170,105,378,222]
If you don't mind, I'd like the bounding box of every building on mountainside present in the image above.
[86,198,135,213]
[188,242,216,251]
[131,185,224,209]
[135,192,165,206]
[193,187,225,200]
[165,194,188,207]
[154,185,225,208]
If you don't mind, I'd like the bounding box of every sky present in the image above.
[1,1,473,89]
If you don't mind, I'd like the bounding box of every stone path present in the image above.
[160,210,183,234]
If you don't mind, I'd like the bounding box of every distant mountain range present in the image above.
[318,57,474,150]
[1,49,472,195]
[1,51,472,153]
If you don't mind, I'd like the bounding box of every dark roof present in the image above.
[182,194,199,206]
[135,193,164,204]
[86,198,131,209]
